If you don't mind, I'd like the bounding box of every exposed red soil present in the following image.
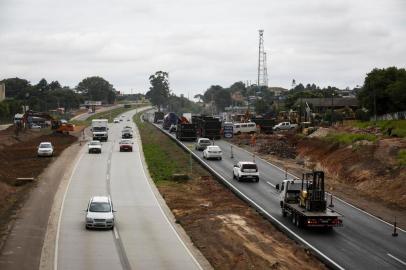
[0,131,77,249]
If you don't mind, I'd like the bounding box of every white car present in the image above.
[88,140,102,154]
[203,145,222,160]
[31,123,41,129]
[85,196,115,229]
[37,142,54,157]
[195,138,211,151]
[233,161,259,182]
[113,118,119,123]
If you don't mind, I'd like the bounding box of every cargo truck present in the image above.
[91,119,109,141]
[154,111,165,123]
[176,123,197,141]
[275,171,343,228]
[163,112,179,130]
[194,116,221,140]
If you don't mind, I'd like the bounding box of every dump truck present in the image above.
[153,111,165,123]
[194,116,221,140]
[251,117,275,134]
[176,123,197,141]
[276,171,343,228]
[163,112,179,130]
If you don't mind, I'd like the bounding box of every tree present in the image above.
[146,71,170,111]
[194,94,204,102]
[76,76,116,104]
[254,99,270,114]
[202,85,231,112]
[357,67,406,115]
[0,77,31,98]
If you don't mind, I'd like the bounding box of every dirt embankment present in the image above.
[0,130,77,249]
[297,137,406,210]
[159,176,326,270]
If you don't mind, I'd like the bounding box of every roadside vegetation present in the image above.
[398,149,406,167]
[347,119,406,138]
[324,132,377,145]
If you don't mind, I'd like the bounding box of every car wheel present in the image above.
[255,177,259,183]
[282,208,287,217]
[219,157,222,160]
[88,151,91,154]
[236,175,241,182]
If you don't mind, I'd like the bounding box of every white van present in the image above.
[233,122,257,134]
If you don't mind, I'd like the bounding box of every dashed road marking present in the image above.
[113,228,119,240]
[266,181,275,188]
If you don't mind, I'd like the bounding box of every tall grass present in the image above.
[348,120,406,138]
[324,132,377,145]
[398,149,406,167]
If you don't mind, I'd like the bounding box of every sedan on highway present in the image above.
[88,140,102,154]
[85,196,115,230]
[195,138,211,151]
[113,118,119,123]
[203,145,222,160]
[37,142,54,157]
[119,139,134,152]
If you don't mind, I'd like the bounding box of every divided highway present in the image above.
[155,123,406,270]
[56,109,202,270]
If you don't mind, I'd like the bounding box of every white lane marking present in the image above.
[54,151,85,270]
[387,253,406,266]
[136,122,204,270]
[106,173,110,179]
[113,228,119,240]
[231,143,406,233]
[266,181,275,188]
[156,126,344,270]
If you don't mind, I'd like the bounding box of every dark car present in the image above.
[119,139,133,152]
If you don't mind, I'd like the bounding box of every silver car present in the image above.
[195,138,212,151]
[85,196,115,229]
[37,142,54,157]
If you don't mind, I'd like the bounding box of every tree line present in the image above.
[0,76,117,123]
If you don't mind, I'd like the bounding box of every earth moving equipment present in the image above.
[20,110,74,134]
[276,171,343,228]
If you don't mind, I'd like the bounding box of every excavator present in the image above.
[19,110,75,134]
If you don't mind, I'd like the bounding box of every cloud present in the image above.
[0,0,405,96]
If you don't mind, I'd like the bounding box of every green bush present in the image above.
[398,150,406,167]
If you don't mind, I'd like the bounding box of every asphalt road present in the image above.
[158,126,406,270]
[56,110,202,270]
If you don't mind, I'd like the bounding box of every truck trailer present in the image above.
[276,171,343,229]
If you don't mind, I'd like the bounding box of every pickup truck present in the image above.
[232,161,259,182]
[273,122,297,131]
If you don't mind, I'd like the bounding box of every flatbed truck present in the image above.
[276,171,343,228]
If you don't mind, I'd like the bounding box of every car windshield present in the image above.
[200,139,210,144]
[89,202,111,212]
[90,141,101,145]
[93,127,106,131]
[39,143,51,148]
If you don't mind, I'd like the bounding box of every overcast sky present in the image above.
[1,0,405,97]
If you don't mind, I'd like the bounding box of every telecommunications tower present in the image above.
[257,30,268,87]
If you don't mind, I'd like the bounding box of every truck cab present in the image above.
[276,179,303,207]
[91,119,109,141]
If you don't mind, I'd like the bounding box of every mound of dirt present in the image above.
[297,138,406,209]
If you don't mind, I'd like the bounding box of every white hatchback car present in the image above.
[88,140,102,154]
[37,142,54,157]
[203,145,222,160]
[85,196,115,229]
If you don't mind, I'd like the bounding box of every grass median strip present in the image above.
[134,112,326,270]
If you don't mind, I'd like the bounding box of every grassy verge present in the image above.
[324,132,377,145]
[398,149,406,167]
[347,119,406,138]
[71,103,148,127]
[133,112,205,185]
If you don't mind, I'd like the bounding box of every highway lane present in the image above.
[157,125,406,270]
[56,109,202,270]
